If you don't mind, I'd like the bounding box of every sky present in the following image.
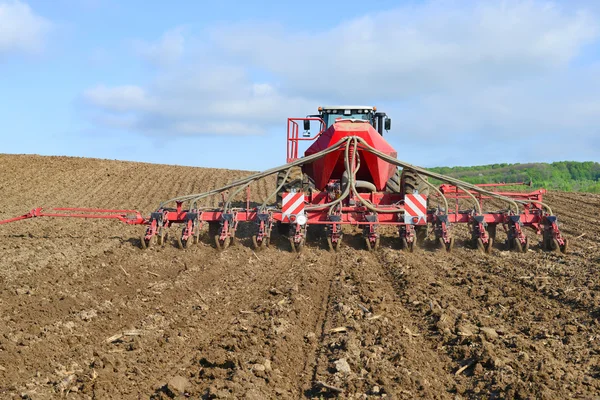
[0,0,599,171]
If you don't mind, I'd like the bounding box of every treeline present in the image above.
[428,161,600,193]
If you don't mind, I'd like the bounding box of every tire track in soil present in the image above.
[135,245,329,399]
[379,246,600,398]
[127,164,161,211]
[89,243,299,398]
[151,248,340,399]
[1,239,324,399]
[307,244,457,399]
[76,166,120,207]
[301,250,343,396]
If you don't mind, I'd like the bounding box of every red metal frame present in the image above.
[287,117,326,162]
[438,184,546,221]
[0,184,566,253]
[0,207,146,225]
[0,119,567,253]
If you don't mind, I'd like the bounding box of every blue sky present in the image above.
[1,0,599,171]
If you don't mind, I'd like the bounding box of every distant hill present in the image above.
[427,161,600,193]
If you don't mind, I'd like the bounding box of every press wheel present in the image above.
[476,238,485,253]
[439,237,454,252]
[157,228,167,246]
[512,238,523,253]
[177,235,191,249]
[290,237,305,253]
[327,237,340,252]
[252,235,270,251]
[140,235,151,249]
[215,235,231,251]
[486,238,494,254]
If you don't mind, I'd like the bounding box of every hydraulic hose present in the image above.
[260,167,293,211]
[163,136,350,210]
[342,171,377,193]
[457,185,482,214]
[305,139,354,212]
[162,135,550,217]
[353,137,523,214]
[418,174,449,213]
[224,181,254,212]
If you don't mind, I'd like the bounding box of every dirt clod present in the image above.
[167,375,189,395]
[334,358,352,374]
[480,327,499,340]
[564,324,578,335]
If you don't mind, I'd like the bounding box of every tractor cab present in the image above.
[313,106,391,135]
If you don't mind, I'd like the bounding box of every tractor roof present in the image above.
[321,106,374,111]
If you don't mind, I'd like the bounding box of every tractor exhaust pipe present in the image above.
[374,112,387,136]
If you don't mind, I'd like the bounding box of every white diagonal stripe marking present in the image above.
[283,194,304,216]
[414,194,427,208]
[405,196,426,216]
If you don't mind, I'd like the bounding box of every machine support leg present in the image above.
[399,225,416,252]
[253,213,273,250]
[326,215,343,252]
[506,215,528,253]
[542,215,568,254]
[434,214,454,252]
[215,212,238,251]
[362,214,379,251]
[289,223,307,253]
[471,215,492,254]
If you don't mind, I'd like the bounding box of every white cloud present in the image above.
[212,1,598,101]
[174,121,264,136]
[0,0,52,55]
[82,0,600,164]
[83,75,314,135]
[84,85,156,112]
[133,27,185,67]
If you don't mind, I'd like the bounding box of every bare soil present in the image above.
[0,154,599,399]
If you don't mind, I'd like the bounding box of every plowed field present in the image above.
[0,154,599,399]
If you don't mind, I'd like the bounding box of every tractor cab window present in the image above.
[323,111,371,128]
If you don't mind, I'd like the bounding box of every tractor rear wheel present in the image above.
[276,167,315,208]
[400,168,430,197]
[385,168,402,193]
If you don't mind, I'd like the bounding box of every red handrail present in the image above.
[286,117,326,162]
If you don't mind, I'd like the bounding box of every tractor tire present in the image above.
[400,168,430,197]
[385,168,402,193]
[276,166,315,208]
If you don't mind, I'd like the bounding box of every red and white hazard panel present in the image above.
[404,194,427,224]
[282,192,305,222]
